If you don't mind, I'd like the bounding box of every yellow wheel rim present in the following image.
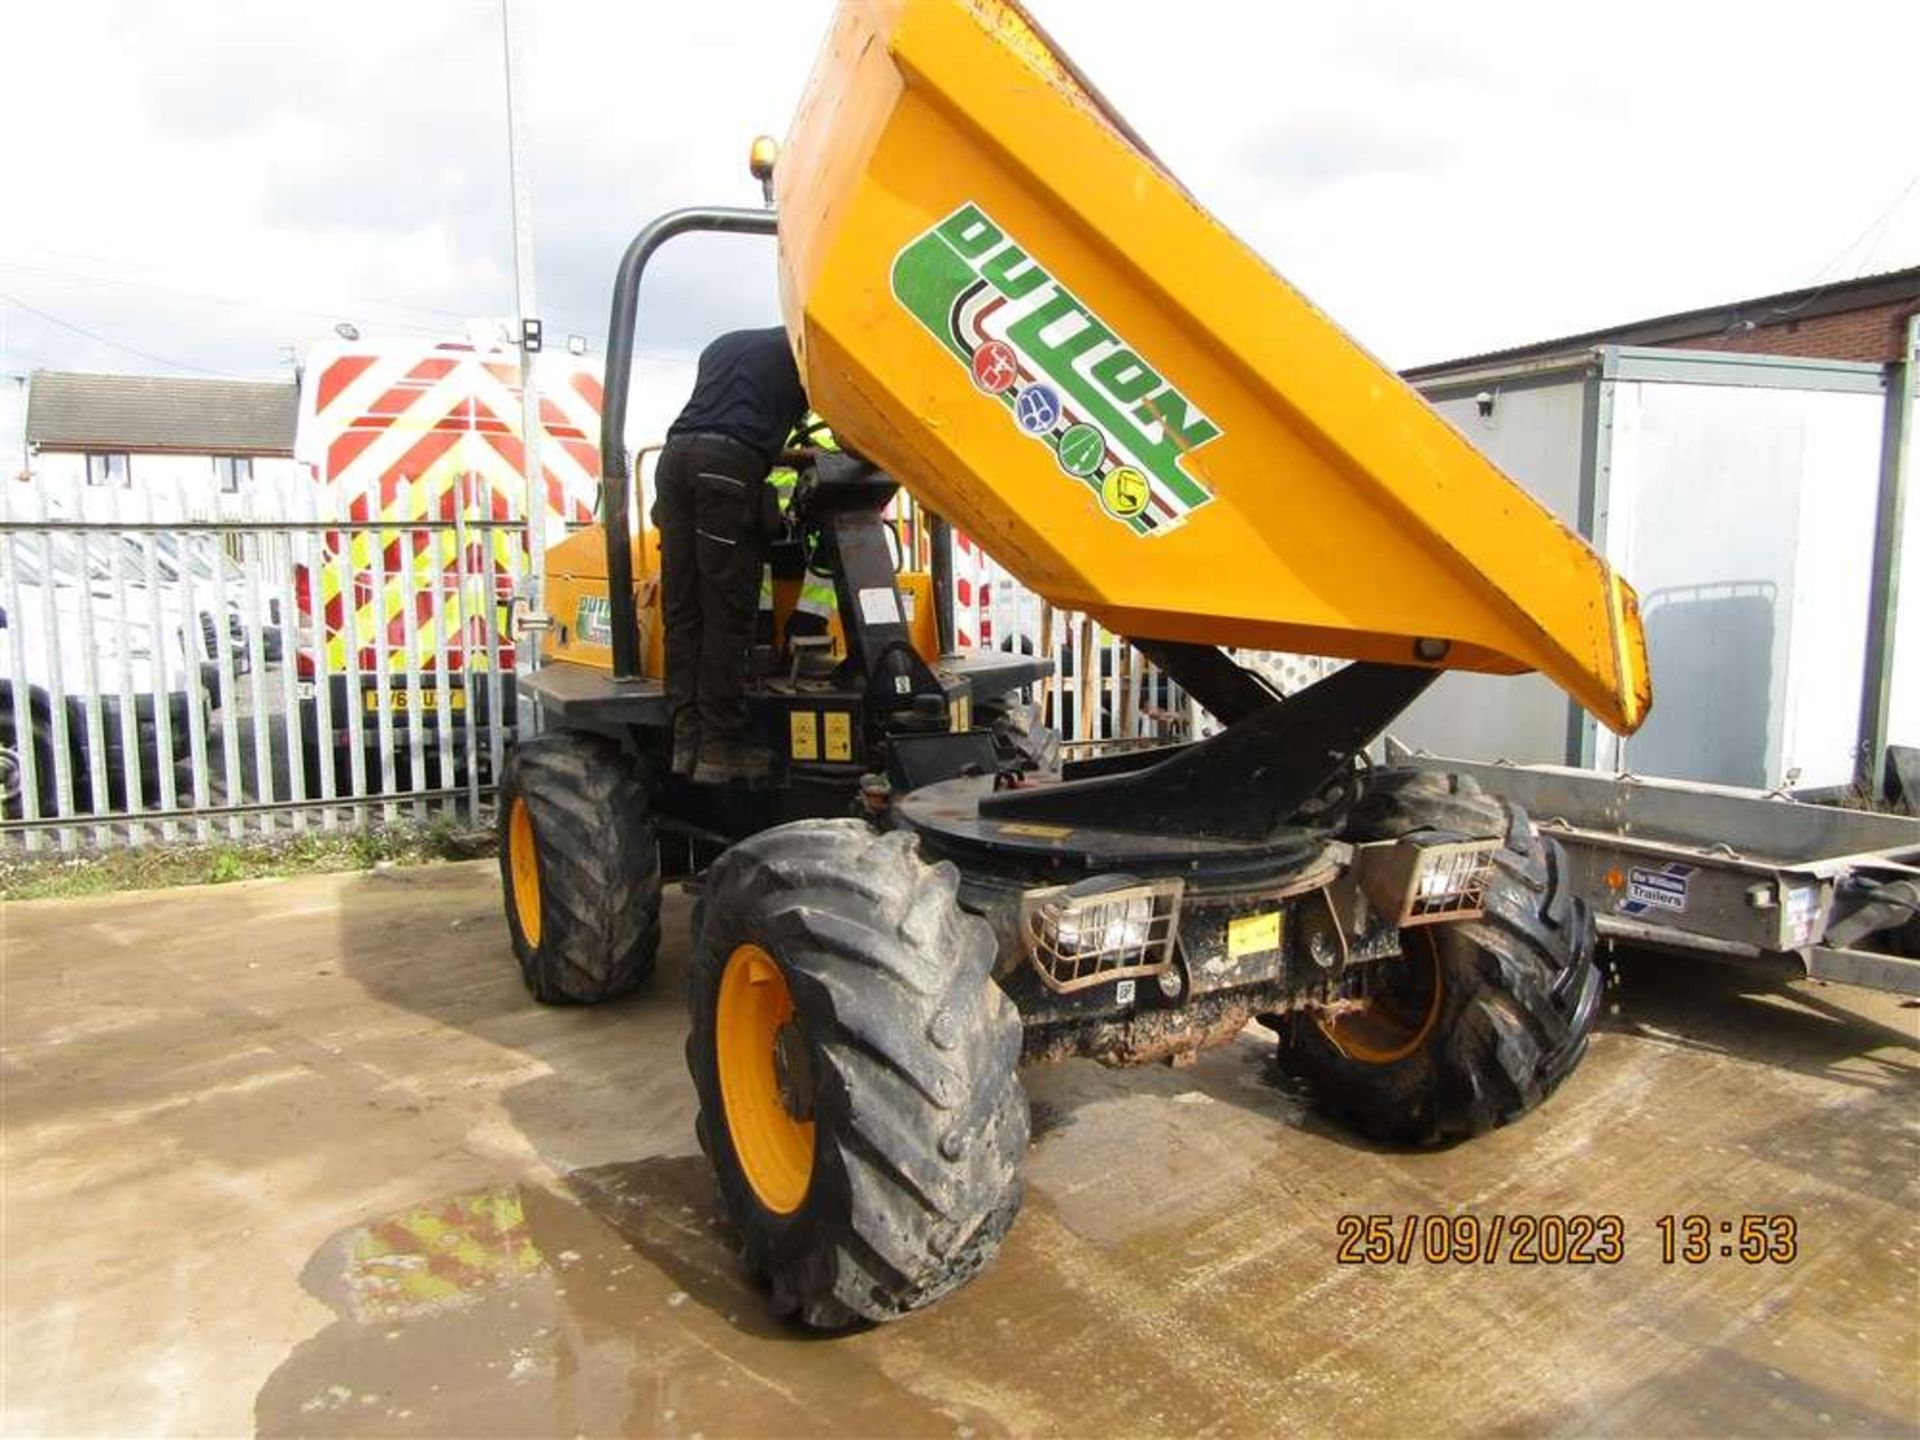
[507,797,542,948]
[716,943,815,1214]
[1319,929,1444,1065]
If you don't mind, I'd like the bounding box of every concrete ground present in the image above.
[3,860,1915,1438]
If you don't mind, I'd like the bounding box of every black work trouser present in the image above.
[654,435,772,746]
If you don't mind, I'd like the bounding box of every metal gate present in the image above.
[4,459,1299,853]
[1,469,527,851]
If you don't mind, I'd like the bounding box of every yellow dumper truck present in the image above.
[499,0,1651,1328]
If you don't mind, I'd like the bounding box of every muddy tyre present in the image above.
[497,731,660,1004]
[1277,768,1601,1146]
[688,820,1027,1329]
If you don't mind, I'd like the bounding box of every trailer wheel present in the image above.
[688,820,1027,1329]
[497,731,660,1004]
[1278,768,1602,1146]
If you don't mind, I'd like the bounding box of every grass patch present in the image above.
[0,822,494,902]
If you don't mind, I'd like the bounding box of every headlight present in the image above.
[1022,875,1182,992]
[1052,893,1154,955]
[1355,833,1499,926]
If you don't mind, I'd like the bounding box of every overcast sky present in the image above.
[5,0,1919,464]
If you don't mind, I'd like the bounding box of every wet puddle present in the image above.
[254,1029,1917,1438]
[256,1158,1022,1438]
[253,1060,1299,1439]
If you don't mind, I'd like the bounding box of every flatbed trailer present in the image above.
[1395,748,1920,995]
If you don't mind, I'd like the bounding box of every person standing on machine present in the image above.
[757,414,841,653]
[654,326,808,784]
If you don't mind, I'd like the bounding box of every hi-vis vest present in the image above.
[760,419,837,621]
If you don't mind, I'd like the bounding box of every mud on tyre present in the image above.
[1276,768,1602,1146]
[497,731,661,1004]
[687,819,1028,1329]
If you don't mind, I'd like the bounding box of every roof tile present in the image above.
[25,371,298,454]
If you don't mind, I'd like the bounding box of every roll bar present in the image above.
[599,206,780,679]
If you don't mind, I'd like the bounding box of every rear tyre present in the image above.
[0,707,58,821]
[497,731,661,1004]
[688,820,1028,1329]
[1277,768,1602,1146]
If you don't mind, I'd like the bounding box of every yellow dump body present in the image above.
[775,0,1650,734]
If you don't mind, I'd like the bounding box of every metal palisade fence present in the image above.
[0,466,526,851]
[938,516,1343,748]
[1,461,1312,853]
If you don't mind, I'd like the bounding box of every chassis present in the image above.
[494,208,1603,1328]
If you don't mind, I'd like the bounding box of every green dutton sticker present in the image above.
[889,201,1221,535]
[1056,422,1105,478]
[575,594,612,646]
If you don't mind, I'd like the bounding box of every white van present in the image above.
[0,538,204,817]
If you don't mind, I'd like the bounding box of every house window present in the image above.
[213,456,253,494]
[85,452,131,488]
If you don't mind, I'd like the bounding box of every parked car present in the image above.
[118,534,290,675]
[0,547,203,818]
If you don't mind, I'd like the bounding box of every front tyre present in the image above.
[1278,769,1602,1146]
[497,731,661,1004]
[688,820,1027,1329]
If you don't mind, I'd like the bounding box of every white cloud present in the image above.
[4,0,1918,470]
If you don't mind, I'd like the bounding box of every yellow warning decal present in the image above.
[999,822,1072,839]
[1101,466,1151,519]
[1228,911,1282,959]
[790,710,819,761]
[824,711,853,761]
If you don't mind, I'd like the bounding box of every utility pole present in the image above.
[1857,313,1916,798]
[501,0,546,711]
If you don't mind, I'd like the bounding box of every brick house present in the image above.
[1404,264,1920,379]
